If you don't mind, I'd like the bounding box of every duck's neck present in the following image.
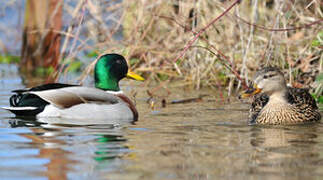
[105,90,123,95]
[268,88,289,104]
[95,80,120,91]
[94,69,120,91]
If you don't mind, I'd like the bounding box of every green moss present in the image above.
[318,96,323,104]
[312,31,323,47]
[284,11,292,19]
[0,55,20,64]
[86,50,99,58]
[176,59,182,65]
[157,73,169,81]
[315,73,323,82]
[35,66,55,76]
[61,57,83,72]
[129,58,140,65]
[312,73,323,105]
[217,71,227,84]
[67,61,83,72]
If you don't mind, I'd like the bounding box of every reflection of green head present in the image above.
[94,135,127,162]
[94,54,128,91]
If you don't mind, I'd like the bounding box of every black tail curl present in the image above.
[9,94,22,107]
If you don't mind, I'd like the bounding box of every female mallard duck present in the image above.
[2,54,144,123]
[241,67,321,125]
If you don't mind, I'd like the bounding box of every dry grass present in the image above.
[1,0,322,95]
[62,0,322,94]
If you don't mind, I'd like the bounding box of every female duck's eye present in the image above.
[263,75,268,79]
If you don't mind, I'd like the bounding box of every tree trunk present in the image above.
[21,0,63,71]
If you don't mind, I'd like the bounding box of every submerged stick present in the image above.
[171,95,207,104]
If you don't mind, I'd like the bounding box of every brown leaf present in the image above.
[297,54,313,72]
[286,57,295,67]
[288,32,304,41]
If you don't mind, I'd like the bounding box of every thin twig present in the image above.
[171,0,241,64]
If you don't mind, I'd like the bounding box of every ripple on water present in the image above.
[0,64,323,179]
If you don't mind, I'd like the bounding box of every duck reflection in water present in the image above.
[249,125,319,176]
[8,118,132,180]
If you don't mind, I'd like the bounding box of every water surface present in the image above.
[0,64,323,180]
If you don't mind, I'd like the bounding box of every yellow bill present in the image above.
[240,84,262,98]
[126,71,145,81]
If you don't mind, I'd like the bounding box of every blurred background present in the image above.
[0,0,322,99]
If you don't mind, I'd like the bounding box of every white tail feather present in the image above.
[2,107,38,111]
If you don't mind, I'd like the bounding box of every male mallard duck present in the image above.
[241,67,321,125]
[2,54,144,122]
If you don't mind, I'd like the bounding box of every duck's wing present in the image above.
[12,83,78,93]
[3,86,121,117]
[249,93,269,124]
[286,87,318,109]
[286,87,320,122]
[30,86,120,108]
[4,83,80,115]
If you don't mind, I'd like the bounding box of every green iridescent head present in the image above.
[94,54,144,91]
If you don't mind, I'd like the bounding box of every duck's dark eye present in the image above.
[264,74,275,79]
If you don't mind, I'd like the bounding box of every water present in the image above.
[0,64,323,180]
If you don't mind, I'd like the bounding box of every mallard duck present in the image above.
[2,54,144,122]
[241,67,321,125]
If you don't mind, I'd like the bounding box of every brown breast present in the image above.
[116,94,139,121]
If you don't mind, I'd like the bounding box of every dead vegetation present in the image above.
[75,0,322,94]
[1,0,322,96]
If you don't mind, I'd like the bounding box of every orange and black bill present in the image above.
[240,84,262,98]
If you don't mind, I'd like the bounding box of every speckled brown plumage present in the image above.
[244,67,321,125]
[250,87,321,125]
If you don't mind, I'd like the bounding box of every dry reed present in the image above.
[69,0,322,94]
[1,0,322,96]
